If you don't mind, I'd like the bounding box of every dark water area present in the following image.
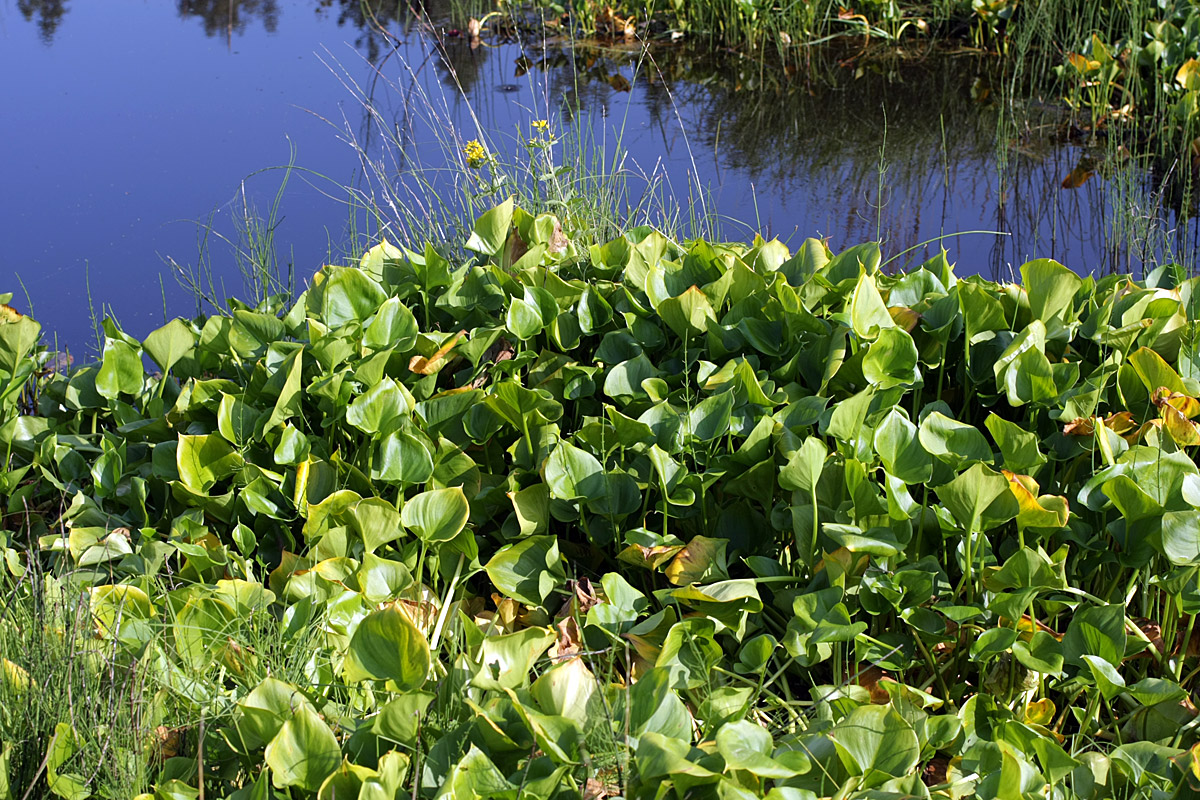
[2,0,1192,352]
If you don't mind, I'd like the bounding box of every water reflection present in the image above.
[16,0,66,43]
[177,0,281,37]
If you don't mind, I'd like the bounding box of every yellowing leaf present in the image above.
[1179,58,1200,90]
[1024,698,1056,726]
[1004,470,1070,530]
[1163,403,1200,446]
[664,535,728,586]
[408,330,466,375]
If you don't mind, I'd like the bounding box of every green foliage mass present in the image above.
[3,201,1200,798]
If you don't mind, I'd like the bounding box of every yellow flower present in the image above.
[531,119,550,131]
[463,139,487,169]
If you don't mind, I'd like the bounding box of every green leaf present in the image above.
[373,691,435,743]
[918,412,992,468]
[218,393,260,446]
[350,497,405,553]
[373,429,434,486]
[357,553,413,603]
[831,704,920,778]
[1013,631,1065,676]
[1162,511,1200,566]
[958,281,1007,343]
[143,318,195,374]
[465,197,515,255]
[263,349,304,433]
[531,656,601,727]
[1127,677,1186,706]
[716,720,803,778]
[273,425,310,466]
[45,723,88,800]
[684,390,735,442]
[604,353,661,400]
[472,627,556,690]
[346,377,412,434]
[265,705,342,793]
[1021,258,1081,322]
[1063,604,1126,669]
[510,484,550,536]
[401,487,470,543]
[317,760,378,800]
[825,386,875,445]
[236,677,316,749]
[177,434,244,492]
[173,594,236,670]
[971,626,1018,660]
[320,267,387,328]
[937,463,1016,533]
[850,273,895,340]
[343,604,431,689]
[863,327,919,388]
[485,536,565,607]
[659,286,718,339]
[545,440,606,501]
[779,436,827,493]
[1129,346,1188,396]
[364,297,418,351]
[985,413,1046,473]
[657,617,722,689]
[96,338,142,399]
[874,410,933,484]
[1082,654,1126,700]
[627,667,693,739]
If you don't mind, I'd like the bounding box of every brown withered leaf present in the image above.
[152,726,186,761]
[855,666,892,704]
[617,543,683,571]
[468,338,516,389]
[1105,411,1140,435]
[548,220,569,254]
[1061,163,1095,189]
[556,577,599,619]
[814,547,870,582]
[550,616,583,661]
[623,633,661,665]
[998,614,1063,642]
[608,74,631,92]
[1063,417,1095,436]
[395,597,439,636]
[922,757,949,787]
[583,778,609,800]
[505,225,529,267]
[491,593,520,630]
[1129,617,1166,659]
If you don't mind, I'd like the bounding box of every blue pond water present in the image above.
[0,1,1183,352]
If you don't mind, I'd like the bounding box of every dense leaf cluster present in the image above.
[2,199,1200,798]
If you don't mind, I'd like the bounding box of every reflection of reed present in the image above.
[518,39,1196,277]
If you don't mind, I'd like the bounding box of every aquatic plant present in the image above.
[3,201,1200,797]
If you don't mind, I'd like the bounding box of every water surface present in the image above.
[1,0,1182,351]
